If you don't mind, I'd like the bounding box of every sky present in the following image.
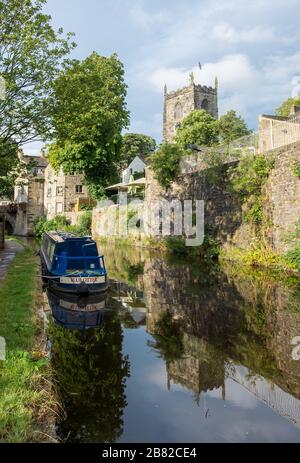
[27,0,300,155]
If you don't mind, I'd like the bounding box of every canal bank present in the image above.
[0,240,57,443]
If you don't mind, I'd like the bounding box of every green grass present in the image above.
[0,247,51,443]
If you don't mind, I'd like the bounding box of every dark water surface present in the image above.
[45,244,300,443]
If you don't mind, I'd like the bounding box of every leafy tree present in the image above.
[0,0,75,197]
[151,143,183,189]
[120,133,156,168]
[276,95,300,117]
[218,110,251,144]
[48,52,130,198]
[176,109,219,148]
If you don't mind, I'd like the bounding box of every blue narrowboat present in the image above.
[40,232,108,294]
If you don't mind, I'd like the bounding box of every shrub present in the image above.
[285,246,300,271]
[33,212,92,237]
[33,215,70,237]
[229,154,275,225]
[291,160,300,178]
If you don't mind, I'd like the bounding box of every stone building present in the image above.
[163,73,218,142]
[14,152,48,236]
[44,164,90,223]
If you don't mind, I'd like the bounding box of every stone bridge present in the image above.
[0,203,18,235]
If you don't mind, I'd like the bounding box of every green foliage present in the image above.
[33,215,70,237]
[0,0,74,198]
[0,0,75,177]
[47,312,130,442]
[284,217,300,271]
[151,143,183,189]
[218,110,251,144]
[0,247,52,443]
[148,312,183,363]
[48,52,129,198]
[120,133,156,167]
[285,246,300,271]
[276,95,300,117]
[229,154,275,225]
[33,212,92,237]
[176,109,219,148]
[291,160,300,178]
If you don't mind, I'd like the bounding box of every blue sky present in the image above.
[27,0,300,154]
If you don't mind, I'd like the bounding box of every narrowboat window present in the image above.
[49,243,55,262]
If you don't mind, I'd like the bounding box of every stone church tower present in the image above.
[163,73,218,142]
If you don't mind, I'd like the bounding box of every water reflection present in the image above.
[45,244,300,442]
[47,289,107,330]
[46,289,130,443]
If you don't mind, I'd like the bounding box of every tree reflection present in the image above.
[48,310,130,443]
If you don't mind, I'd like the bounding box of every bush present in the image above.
[286,246,300,271]
[229,154,275,225]
[33,212,92,237]
[284,217,300,271]
[33,215,70,237]
[151,143,183,189]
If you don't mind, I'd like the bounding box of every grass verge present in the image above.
[0,246,56,443]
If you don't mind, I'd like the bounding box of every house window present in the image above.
[75,185,83,194]
[56,202,63,214]
[47,187,51,197]
[47,204,52,214]
[56,186,63,196]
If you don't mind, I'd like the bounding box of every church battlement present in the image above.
[163,73,219,142]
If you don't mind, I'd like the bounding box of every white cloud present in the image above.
[212,23,275,44]
[129,3,169,30]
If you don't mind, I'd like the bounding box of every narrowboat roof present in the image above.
[45,231,93,243]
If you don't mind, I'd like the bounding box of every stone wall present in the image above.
[263,141,300,252]
[144,141,300,253]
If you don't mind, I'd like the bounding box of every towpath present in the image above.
[0,240,24,281]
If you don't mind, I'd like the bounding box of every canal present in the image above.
[44,244,300,443]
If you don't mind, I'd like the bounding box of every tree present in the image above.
[151,143,183,189]
[0,0,75,145]
[0,0,75,197]
[276,95,300,117]
[218,110,251,144]
[48,52,130,198]
[120,133,156,167]
[176,109,219,148]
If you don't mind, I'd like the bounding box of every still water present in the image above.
[45,244,300,443]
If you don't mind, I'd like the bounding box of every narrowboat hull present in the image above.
[40,254,108,295]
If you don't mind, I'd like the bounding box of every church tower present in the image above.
[163,73,218,142]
